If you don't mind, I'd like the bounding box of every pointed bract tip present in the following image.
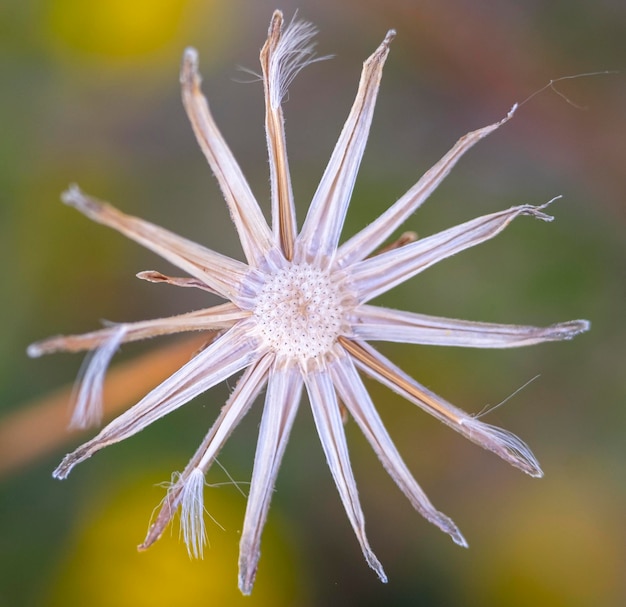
[61,183,83,207]
[26,343,43,358]
[384,29,396,44]
[540,194,563,210]
[443,517,469,548]
[136,270,169,284]
[362,547,387,584]
[61,185,104,218]
[520,202,556,223]
[52,457,73,480]
[454,532,469,549]
[460,417,543,478]
[375,566,388,584]
[181,47,200,84]
[238,560,259,596]
[575,319,591,333]
[269,9,283,32]
[183,46,198,64]
[52,441,94,480]
[556,319,591,339]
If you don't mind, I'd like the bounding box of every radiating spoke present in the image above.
[261,11,315,260]
[305,366,387,583]
[296,30,395,264]
[340,337,542,477]
[351,304,590,348]
[28,303,248,356]
[62,185,249,302]
[238,362,302,595]
[349,201,555,303]
[181,49,275,267]
[139,354,273,552]
[53,321,260,479]
[337,106,517,266]
[330,353,467,546]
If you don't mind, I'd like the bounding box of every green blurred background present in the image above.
[1,0,625,605]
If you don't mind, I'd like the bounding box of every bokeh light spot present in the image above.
[47,0,193,59]
[44,472,308,606]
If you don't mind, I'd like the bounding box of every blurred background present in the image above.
[1,0,625,605]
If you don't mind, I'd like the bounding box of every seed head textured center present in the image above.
[254,264,346,361]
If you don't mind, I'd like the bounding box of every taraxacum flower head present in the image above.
[29,10,590,595]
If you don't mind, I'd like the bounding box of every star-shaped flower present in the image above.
[29,10,589,594]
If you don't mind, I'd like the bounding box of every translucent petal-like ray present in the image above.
[305,366,387,583]
[330,352,467,546]
[296,30,395,264]
[68,325,128,429]
[350,202,555,303]
[140,354,273,552]
[351,304,591,348]
[340,338,542,477]
[336,106,517,266]
[179,468,207,558]
[181,48,276,267]
[238,362,302,595]
[53,321,259,479]
[28,303,247,356]
[62,185,250,302]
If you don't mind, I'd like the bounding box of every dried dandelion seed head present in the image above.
[29,9,590,595]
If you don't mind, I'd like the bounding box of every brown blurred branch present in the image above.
[0,336,207,479]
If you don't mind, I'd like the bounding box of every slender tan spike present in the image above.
[260,11,297,260]
[338,336,462,424]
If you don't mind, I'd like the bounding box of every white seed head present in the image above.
[37,12,592,596]
[253,264,349,361]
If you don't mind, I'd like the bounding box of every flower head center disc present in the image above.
[253,264,348,361]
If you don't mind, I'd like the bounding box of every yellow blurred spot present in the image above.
[466,474,622,607]
[47,0,193,58]
[45,472,309,606]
